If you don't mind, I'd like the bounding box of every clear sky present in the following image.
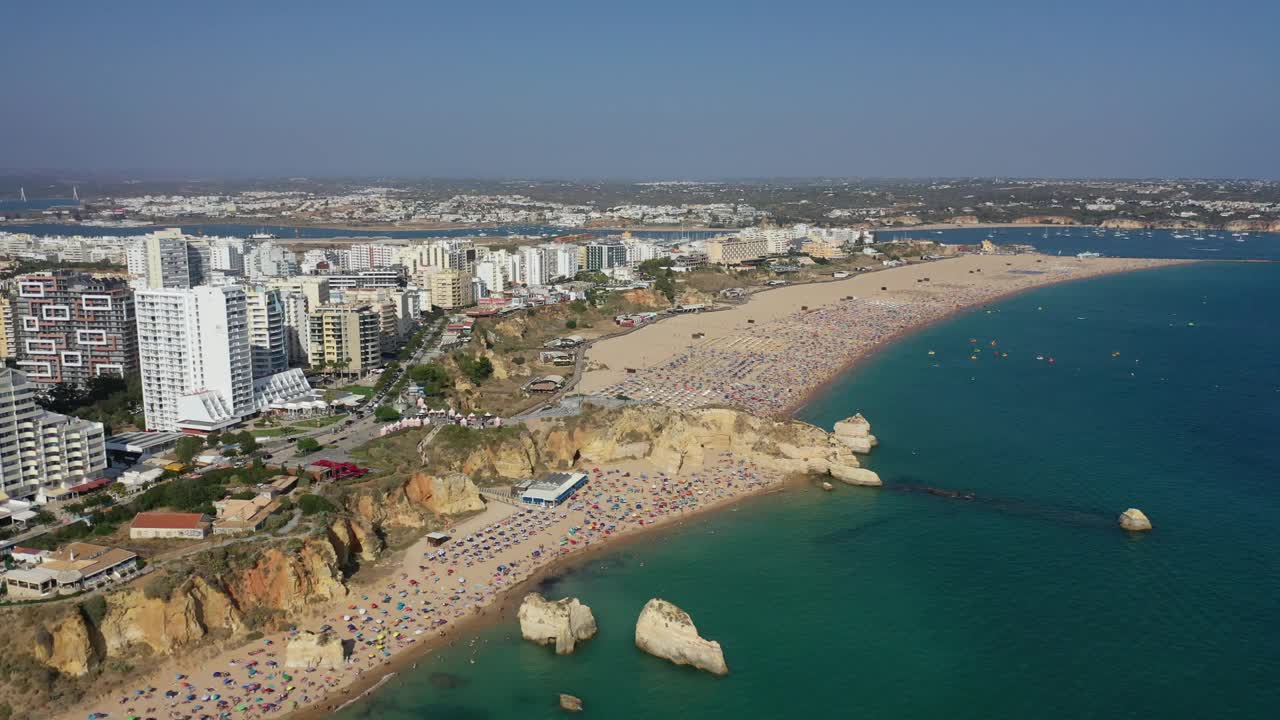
[3,0,1277,179]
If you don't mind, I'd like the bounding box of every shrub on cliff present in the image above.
[298,494,335,516]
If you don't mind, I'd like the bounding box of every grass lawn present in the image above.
[253,426,303,437]
[339,385,375,397]
[292,415,344,429]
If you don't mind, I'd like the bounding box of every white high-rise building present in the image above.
[210,241,245,275]
[135,286,254,432]
[473,261,506,296]
[245,242,299,280]
[520,246,552,286]
[0,368,106,501]
[547,244,579,279]
[245,289,288,378]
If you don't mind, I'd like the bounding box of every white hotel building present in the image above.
[135,286,255,433]
[0,368,107,503]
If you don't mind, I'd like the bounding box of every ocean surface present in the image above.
[333,260,1280,719]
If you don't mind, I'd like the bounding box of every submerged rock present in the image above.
[559,693,584,712]
[821,481,834,491]
[1119,508,1152,531]
[634,598,727,675]
[518,593,598,654]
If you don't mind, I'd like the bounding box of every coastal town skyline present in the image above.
[5,1,1278,179]
[2,3,1278,720]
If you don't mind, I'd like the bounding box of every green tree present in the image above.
[238,431,260,455]
[296,437,321,453]
[298,494,335,516]
[206,431,222,448]
[456,355,494,385]
[174,436,204,466]
[374,405,402,422]
[565,319,578,330]
[408,363,450,395]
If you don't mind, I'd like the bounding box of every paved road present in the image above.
[265,317,447,465]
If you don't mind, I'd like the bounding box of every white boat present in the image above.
[1076,251,1102,259]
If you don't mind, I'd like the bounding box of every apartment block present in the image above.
[245,289,288,378]
[308,304,381,374]
[426,269,475,310]
[0,368,107,501]
[705,236,769,265]
[135,286,254,432]
[12,271,138,385]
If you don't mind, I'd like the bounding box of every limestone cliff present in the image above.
[33,523,373,677]
[228,536,350,614]
[1100,218,1148,230]
[424,472,487,515]
[518,593,598,654]
[420,404,881,487]
[1013,215,1076,225]
[348,472,438,529]
[946,215,980,225]
[285,630,348,670]
[99,575,244,657]
[634,598,727,675]
[34,610,97,677]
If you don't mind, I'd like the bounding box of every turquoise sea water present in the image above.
[337,262,1280,720]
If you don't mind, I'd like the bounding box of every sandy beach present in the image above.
[58,253,1184,720]
[579,254,1184,416]
[60,453,789,720]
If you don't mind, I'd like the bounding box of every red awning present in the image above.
[67,477,113,494]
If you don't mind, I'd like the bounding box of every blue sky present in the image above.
[3,0,1277,178]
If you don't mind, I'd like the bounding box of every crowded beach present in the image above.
[581,254,1181,415]
[65,455,780,720]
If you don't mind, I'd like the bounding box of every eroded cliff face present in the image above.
[99,575,244,657]
[34,610,97,677]
[33,517,378,677]
[420,405,881,486]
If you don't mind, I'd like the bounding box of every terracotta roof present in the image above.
[130,512,209,530]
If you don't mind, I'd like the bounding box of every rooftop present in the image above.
[131,512,210,530]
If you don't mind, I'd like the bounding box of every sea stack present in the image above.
[832,413,878,454]
[634,598,728,675]
[1119,508,1153,531]
[518,593,598,654]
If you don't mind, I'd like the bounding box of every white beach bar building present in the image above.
[515,471,588,508]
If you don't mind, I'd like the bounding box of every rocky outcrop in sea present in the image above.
[518,593,598,654]
[634,598,728,675]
